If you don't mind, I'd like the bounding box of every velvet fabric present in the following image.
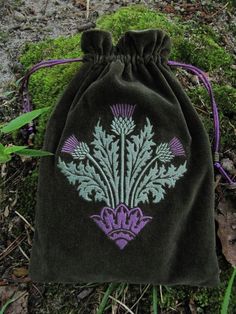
[29,29,220,287]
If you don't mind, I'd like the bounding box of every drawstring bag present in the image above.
[20,29,235,286]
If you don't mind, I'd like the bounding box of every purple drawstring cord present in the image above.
[20,58,83,112]
[168,60,235,186]
[20,57,236,186]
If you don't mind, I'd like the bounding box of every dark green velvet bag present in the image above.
[27,29,221,286]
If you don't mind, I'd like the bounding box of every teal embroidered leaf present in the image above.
[91,121,119,204]
[57,157,109,204]
[57,158,80,185]
[134,161,187,206]
[125,118,155,205]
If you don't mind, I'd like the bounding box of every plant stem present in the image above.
[120,132,125,204]
[153,285,158,314]
[97,283,119,314]
[87,154,115,208]
[130,155,158,207]
[221,267,236,314]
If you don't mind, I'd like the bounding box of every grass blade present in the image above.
[221,267,236,314]
[0,298,14,314]
[97,283,118,314]
[153,285,158,314]
[0,107,50,133]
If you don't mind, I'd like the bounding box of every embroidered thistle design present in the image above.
[111,104,136,135]
[57,104,187,249]
[62,135,89,160]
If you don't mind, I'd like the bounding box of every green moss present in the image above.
[96,5,184,60]
[16,169,38,218]
[20,34,83,147]
[0,31,8,44]
[179,34,233,71]
[187,84,236,149]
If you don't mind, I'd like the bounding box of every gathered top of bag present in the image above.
[81,29,171,64]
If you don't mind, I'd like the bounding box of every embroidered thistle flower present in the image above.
[156,138,185,163]
[110,104,136,135]
[156,142,174,163]
[169,137,185,157]
[61,135,89,160]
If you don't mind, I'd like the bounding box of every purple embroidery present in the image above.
[90,203,153,249]
[58,105,188,250]
[111,104,136,118]
[61,134,80,154]
[169,137,186,156]
[61,135,89,160]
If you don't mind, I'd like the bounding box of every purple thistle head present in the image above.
[110,104,136,135]
[61,135,80,154]
[61,135,89,160]
[169,137,185,157]
[110,104,136,119]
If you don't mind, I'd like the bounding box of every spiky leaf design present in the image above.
[134,161,187,206]
[57,157,109,204]
[91,121,120,205]
[125,118,155,205]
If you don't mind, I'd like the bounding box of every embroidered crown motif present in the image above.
[58,103,187,250]
[90,203,152,249]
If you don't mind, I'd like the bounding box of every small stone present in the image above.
[14,11,26,23]
[222,158,236,175]
[231,224,236,230]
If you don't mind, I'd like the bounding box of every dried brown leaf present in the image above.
[12,267,28,278]
[216,196,236,266]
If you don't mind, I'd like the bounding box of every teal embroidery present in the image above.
[57,104,187,249]
[125,118,155,206]
[91,121,119,207]
[58,104,187,209]
[58,158,110,204]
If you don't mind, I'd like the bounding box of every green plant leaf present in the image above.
[97,283,119,314]
[0,152,11,164]
[221,267,236,314]
[153,285,158,314]
[0,298,14,314]
[4,145,28,154]
[17,148,53,157]
[0,107,50,134]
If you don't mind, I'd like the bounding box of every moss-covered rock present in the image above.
[179,34,233,71]
[20,34,83,148]
[96,5,185,60]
